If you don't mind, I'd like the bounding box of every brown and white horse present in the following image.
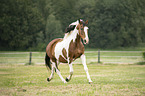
[45,19,92,83]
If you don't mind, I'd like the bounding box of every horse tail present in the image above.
[45,53,52,70]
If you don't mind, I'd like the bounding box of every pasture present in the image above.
[0,51,145,95]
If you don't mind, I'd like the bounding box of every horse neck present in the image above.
[71,30,82,47]
[63,29,78,41]
[76,34,81,44]
[63,29,82,47]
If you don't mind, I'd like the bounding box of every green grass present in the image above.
[0,51,145,95]
[0,64,145,96]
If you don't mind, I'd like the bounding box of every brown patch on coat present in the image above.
[76,24,86,40]
[68,34,84,64]
[46,38,62,63]
[62,48,67,59]
[59,55,68,63]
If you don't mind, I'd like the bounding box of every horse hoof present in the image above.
[66,77,69,82]
[47,78,50,82]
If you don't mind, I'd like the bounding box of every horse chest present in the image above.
[69,42,84,60]
[54,39,84,63]
[74,48,84,59]
[54,39,72,61]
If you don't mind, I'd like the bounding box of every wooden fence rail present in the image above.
[0,51,143,64]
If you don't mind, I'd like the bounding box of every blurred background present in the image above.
[0,0,145,51]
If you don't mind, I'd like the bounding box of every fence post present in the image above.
[29,52,32,65]
[98,49,100,63]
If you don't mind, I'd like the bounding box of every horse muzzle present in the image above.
[83,38,89,44]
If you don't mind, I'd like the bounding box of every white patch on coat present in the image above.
[54,24,79,63]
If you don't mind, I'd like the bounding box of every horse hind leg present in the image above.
[47,66,55,82]
[52,61,67,83]
[45,54,54,82]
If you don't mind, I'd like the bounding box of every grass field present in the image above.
[0,64,145,96]
[0,50,145,95]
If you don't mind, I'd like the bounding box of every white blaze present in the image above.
[84,26,89,44]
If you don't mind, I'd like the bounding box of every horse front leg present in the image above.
[81,54,93,83]
[66,63,73,82]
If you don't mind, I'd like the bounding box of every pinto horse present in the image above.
[45,19,92,83]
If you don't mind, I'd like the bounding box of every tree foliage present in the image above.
[0,0,145,50]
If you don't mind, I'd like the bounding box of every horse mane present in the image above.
[65,25,76,33]
[63,20,79,40]
[63,30,74,40]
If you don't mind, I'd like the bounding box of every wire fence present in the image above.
[85,51,143,64]
[0,51,144,65]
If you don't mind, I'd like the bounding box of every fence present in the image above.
[85,51,143,64]
[0,51,143,65]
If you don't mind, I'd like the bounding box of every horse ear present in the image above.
[85,20,88,25]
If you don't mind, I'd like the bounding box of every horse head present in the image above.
[76,19,89,44]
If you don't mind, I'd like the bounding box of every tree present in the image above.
[0,0,145,50]
[51,0,79,31]
[45,14,63,43]
[0,0,44,50]
[86,0,145,48]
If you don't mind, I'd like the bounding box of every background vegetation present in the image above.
[0,0,145,50]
